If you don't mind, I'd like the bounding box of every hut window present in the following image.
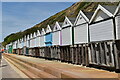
[56,26,58,30]
[80,15,82,19]
[65,21,68,24]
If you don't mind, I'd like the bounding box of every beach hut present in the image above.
[72,10,93,65]
[51,22,62,60]
[32,32,39,57]
[29,33,33,48]
[24,36,27,47]
[29,33,33,56]
[26,34,30,48]
[89,4,116,42]
[89,4,117,68]
[52,22,62,46]
[16,39,20,54]
[32,32,37,48]
[114,3,120,40]
[13,41,17,54]
[23,35,29,55]
[8,43,13,53]
[74,10,93,44]
[61,16,75,62]
[44,25,53,59]
[61,16,75,46]
[40,28,46,47]
[45,25,53,46]
[36,30,41,47]
[19,38,23,54]
[39,28,46,58]
[114,2,120,70]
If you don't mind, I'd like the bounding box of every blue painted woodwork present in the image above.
[45,33,52,46]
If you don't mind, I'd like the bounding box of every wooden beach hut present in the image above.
[61,16,75,62]
[39,28,46,58]
[52,22,62,46]
[51,22,62,60]
[89,4,117,68]
[72,10,93,65]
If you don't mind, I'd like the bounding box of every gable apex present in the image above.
[37,30,41,36]
[46,25,52,33]
[90,4,114,23]
[53,22,62,32]
[33,32,36,37]
[74,10,91,25]
[41,28,46,35]
[62,16,73,28]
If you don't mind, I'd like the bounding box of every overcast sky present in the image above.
[1,2,74,42]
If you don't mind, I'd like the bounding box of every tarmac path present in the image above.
[1,56,28,79]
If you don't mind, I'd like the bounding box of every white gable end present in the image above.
[62,17,72,28]
[33,32,36,38]
[90,5,113,23]
[37,30,41,36]
[30,34,33,39]
[76,14,87,25]
[46,25,52,33]
[53,22,61,31]
[41,28,46,35]
[27,35,30,40]
[93,10,109,22]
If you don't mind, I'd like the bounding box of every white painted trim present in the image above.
[53,21,62,32]
[41,28,46,36]
[33,32,36,38]
[30,33,33,39]
[62,16,73,28]
[115,17,119,39]
[27,35,30,40]
[37,30,41,36]
[74,10,89,25]
[114,3,120,16]
[46,25,52,33]
[89,4,114,23]
[65,16,73,26]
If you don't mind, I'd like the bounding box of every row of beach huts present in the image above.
[6,3,120,71]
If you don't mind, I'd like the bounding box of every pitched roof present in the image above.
[102,5,117,14]
[83,11,94,20]
[67,17,76,24]
[74,10,93,25]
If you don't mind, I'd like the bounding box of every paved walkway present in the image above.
[1,57,28,79]
[5,54,119,79]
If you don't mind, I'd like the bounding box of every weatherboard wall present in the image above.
[89,19,114,42]
[53,31,62,46]
[40,35,45,47]
[74,24,88,44]
[62,27,72,46]
[36,37,40,47]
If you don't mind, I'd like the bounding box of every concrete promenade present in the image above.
[3,53,120,80]
[1,56,28,79]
